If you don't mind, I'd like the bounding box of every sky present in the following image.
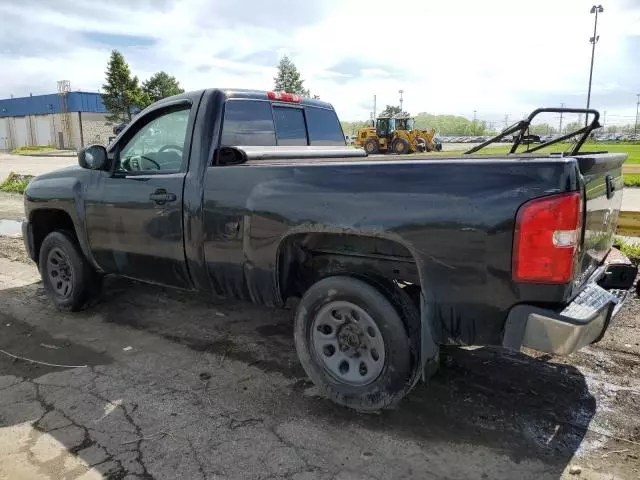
[0,0,639,125]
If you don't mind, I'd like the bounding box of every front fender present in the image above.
[24,171,101,271]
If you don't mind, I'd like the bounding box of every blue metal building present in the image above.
[0,92,111,150]
[0,92,106,118]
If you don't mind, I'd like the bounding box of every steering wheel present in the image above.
[159,144,183,153]
[140,155,161,170]
[123,155,161,171]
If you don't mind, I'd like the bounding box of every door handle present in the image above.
[149,189,177,204]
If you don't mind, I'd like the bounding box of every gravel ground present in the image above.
[1,191,640,479]
[0,152,76,180]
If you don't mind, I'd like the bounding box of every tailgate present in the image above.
[575,153,627,286]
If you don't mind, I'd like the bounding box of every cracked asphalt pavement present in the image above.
[1,253,640,478]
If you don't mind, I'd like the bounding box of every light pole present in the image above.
[586,5,603,126]
[398,90,404,113]
[635,93,640,136]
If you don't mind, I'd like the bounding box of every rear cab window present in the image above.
[220,100,276,146]
[273,106,307,146]
[220,99,345,149]
[305,106,345,146]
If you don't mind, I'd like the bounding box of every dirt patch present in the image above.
[0,192,25,221]
[0,236,31,263]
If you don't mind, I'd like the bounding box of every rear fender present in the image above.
[275,227,440,377]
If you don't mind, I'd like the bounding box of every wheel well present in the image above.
[277,233,420,304]
[30,209,76,262]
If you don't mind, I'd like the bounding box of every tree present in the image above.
[341,120,372,136]
[379,105,409,118]
[529,123,558,135]
[102,50,142,122]
[274,56,310,96]
[140,71,184,108]
[563,122,583,134]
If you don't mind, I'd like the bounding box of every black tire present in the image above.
[363,138,379,154]
[39,231,102,311]
[294,276,418,411]
[434,142,443,152]
[392,138,409,155]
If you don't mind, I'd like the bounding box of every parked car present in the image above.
[516,134,542,145]
[22,90,637,411]
[113,122,128,136]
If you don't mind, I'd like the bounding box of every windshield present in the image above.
[407,118,415,130]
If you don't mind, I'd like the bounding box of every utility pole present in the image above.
[373,94,377,126]
[504,114,509,129]
[398,90,404,113]
[586,5,603,127]
[472,110,477,134]
[635,93,640,135]
[559,102,565,134]
[602,110,606,130]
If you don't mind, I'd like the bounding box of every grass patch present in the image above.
[624,174,640,187]
[0,173,33,194]
[437,142,640,158]
[615,237,640,266]
[11,145,57,155]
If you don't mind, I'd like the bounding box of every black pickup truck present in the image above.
[22,91,637,410]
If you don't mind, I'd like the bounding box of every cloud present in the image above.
[0,0,638,124]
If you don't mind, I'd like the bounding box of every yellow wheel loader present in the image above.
[355,115,442,155]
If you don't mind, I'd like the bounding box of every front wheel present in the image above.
[392,138,410,155]
[294,276,417,411]
[39,231,103,311]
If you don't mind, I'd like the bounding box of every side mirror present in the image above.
[217,147,247,166]
[78,145,108,170]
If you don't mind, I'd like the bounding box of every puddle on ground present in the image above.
[0,219,22,236]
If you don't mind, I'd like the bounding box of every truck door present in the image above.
[85,104,193,288]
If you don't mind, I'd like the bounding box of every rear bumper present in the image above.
[503,252,637,355]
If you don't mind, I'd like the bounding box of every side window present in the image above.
[306,106,346,146]
[220,100,276,146]
[119,108,190,173]
[273,106,307,146]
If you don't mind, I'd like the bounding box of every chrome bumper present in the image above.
[503,255,636,356]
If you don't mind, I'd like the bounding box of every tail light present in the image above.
[267,91,302,103]
[513,192,583,284]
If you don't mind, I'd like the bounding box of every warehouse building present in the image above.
[0,92,113,151]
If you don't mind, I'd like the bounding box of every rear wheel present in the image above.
[294,276,418,411]
[363,138,380,154]
[39,231,103,311]
[392,138,410,155]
